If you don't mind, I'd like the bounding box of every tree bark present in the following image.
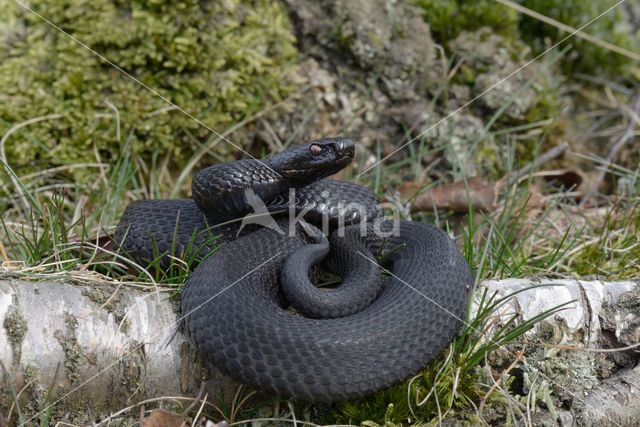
[1,277,638,424]
[0,278,237,424]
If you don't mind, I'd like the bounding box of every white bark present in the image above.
[0,277,638,424]
[0,278,237,422]
[482,278,639,347]
[580,364,640,427]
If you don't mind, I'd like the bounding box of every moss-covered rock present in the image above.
[286,0,437,101]
[273,0,440,161]
[449,28,540,120]
[0,0,298,182]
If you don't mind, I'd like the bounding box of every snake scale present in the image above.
[116,138,472,402]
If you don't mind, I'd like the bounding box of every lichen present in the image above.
[119,343,144,397]
[3,298,27,353]
[448,28,542,121]
[609,287,640,347]
[287,0,436,101]
[441,28,563,176]
[525,345,601,406]
[53,314,84,384]
[0,0,298,184]
[81,285,120,313]
[21,364,46,414]
[617,287,640,314]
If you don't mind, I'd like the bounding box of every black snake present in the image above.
[116,138,472,402]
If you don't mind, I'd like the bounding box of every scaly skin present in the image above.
[115,138,472,402]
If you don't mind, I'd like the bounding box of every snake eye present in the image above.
[309,144,322,156]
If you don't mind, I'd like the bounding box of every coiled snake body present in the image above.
[116,138,472,402]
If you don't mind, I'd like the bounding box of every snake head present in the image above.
[269,137,355,181]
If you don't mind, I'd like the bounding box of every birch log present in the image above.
[0,278,237,423]
[0,277,638,424]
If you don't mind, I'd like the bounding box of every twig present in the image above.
[190,393,208,427]
[183,382,206,415]
[495,0,640,62]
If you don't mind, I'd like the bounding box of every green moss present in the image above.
[0,0,298,183]
[411,0,519,44]
[412,0,638,78]
[338,364,488,425]
[519,0,639,76]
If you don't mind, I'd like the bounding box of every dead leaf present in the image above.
[542,169,604,202]
[141,408,187,427]
[406,177,500,213]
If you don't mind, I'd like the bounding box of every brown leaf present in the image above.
[141,409,187,427]
[408,177,500,213]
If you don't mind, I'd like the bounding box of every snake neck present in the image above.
[191,159,289,223]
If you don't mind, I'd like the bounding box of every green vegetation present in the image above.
[338,287,571,425]
[413,0,639,76]
[570,205,640,279]
[519,0,638,76]
[0,135,222,286]
[413,0,519,43]
[0,0,298,183]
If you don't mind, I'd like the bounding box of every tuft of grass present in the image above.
[1,194,86,269]
[1,191,222,288]
[569,204,640,279]
[134,225,222,287]
[0,125,221,287]
[338,286,572,425]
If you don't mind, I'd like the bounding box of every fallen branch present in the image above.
[0,277,638,424]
